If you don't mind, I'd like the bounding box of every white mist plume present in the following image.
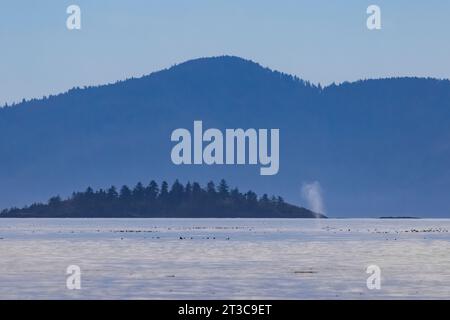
[301,181,325,214]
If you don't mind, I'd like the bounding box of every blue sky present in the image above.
[1,0,450,105]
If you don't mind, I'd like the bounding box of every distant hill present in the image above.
[0,179,325,218]
[1,56,450,217]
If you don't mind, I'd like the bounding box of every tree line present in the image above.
[0,179,322,218]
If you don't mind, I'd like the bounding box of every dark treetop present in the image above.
[0,179,325,218]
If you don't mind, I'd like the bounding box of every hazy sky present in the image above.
[1,0,450,105]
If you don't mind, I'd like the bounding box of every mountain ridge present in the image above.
[4,55,449,110]
[1,56,450,217]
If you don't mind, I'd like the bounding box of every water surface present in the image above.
[0,218,449,299]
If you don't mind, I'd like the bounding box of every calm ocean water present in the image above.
[0,218,449,299]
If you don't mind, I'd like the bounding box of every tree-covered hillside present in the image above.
[1,179,324,218]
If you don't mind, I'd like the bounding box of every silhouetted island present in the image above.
[0,179,325,218]
[379,216,420,219]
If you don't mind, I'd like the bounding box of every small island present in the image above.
[0,179,325,218]
[379,216,420,219]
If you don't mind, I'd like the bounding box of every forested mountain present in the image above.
[1,56,450,217]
